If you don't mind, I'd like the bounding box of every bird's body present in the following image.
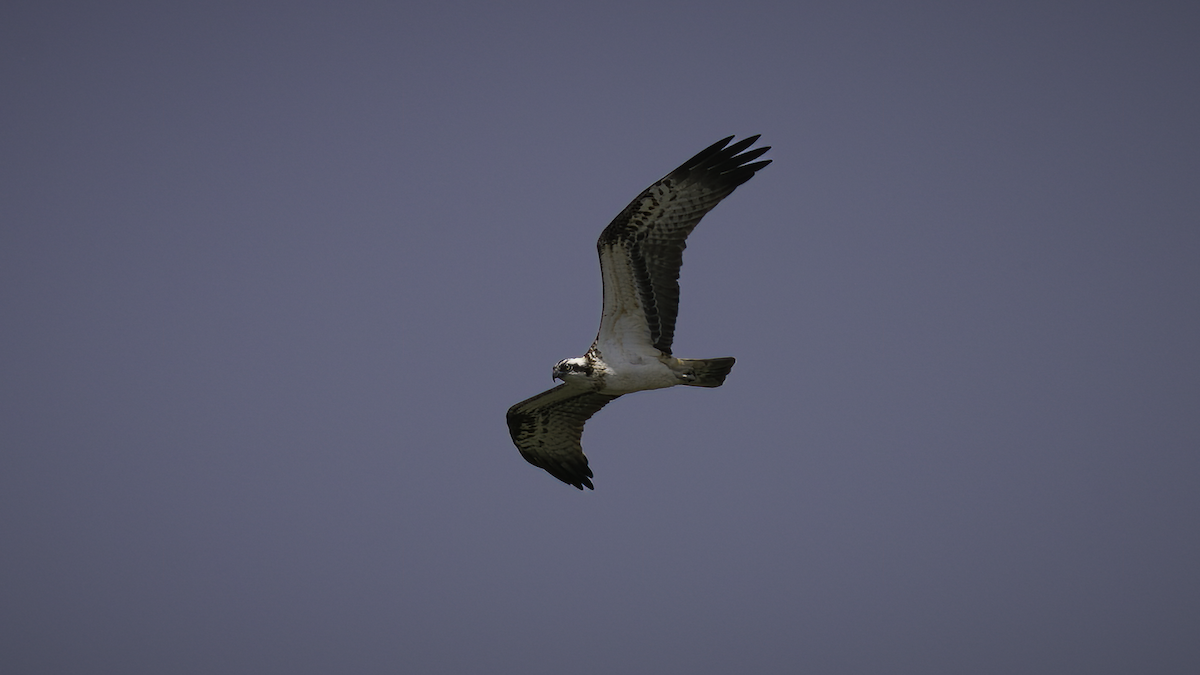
[506,136,770,489]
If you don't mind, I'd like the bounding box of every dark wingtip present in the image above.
[722,135,757,156]
[672,135,772,186]
[566,475,594,490]
[678,136,736,171]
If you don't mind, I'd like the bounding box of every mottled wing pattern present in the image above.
[596,136,771,355]
[506,385,623,490]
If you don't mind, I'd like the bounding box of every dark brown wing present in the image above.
[506,385,622,490]
[595,136,771,355]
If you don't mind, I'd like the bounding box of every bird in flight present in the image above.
[506,136,771,489]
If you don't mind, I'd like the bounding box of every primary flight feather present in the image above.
[506,135,771,489]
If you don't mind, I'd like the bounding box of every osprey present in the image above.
[506,135,771,489]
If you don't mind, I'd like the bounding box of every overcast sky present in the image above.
[3,2,1198,673]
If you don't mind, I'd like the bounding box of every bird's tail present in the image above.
[678,357,736,388]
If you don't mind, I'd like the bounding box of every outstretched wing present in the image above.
[506,385,622,490]
[595,135,771,356]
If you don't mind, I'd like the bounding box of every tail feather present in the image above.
[679,357,735,388]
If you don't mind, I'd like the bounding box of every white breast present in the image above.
[597,351,680,394]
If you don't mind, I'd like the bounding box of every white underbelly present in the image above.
[599,355,680,394]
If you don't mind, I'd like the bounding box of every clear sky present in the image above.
[3,2,1198,673]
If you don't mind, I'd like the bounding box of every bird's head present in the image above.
[552,357,594,385]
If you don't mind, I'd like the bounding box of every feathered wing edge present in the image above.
[671,134,773,190]
[506,385,622,490]
[596,136,771,354]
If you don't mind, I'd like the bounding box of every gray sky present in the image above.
[3,2,1198,673]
